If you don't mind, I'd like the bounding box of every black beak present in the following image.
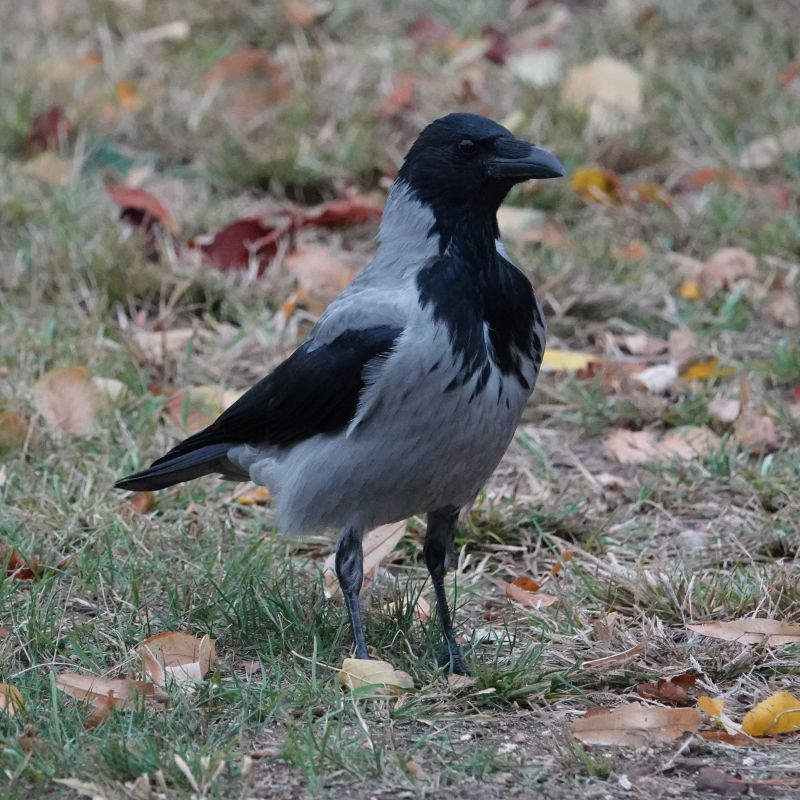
[486,139,567,181]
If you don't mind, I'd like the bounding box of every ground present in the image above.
[2,1,800,798]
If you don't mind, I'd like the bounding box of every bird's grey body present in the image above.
[116,113,565,674]
[229,181,545,535]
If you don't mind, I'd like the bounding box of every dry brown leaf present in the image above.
[667,327,701,371]
[635,674,696,706]
[765,292,800,328]
[569,167,622,204]
[164,385,243,434]
[0,684,24,716]
[619,333,667,356]
[561,57,643,134]
[32,366,105,437]
[323,521,407,598]
[107,185,180,237]
[739,126,800,170]
[337,658,414,694]
[284,246,357,314]
[447,673,477,692]
[125,491,156,516]
[708,397,741,426]
[699,248,758,298]
[0,411,34,452]
[131,327,195,365]
[582,641,644,669]
[380,73,416,118]
[387,595,431,624]
[733,410,777,452]
[511,575,541,593]
[604,429,662,464]
[140,631,216,686]
[742,691,800,737]
[571,702,700,747]
[281,0,326,28]
[56,671,164,726]
[495,579,558,609]
[658,426,721,459]
[687,618,800,646]
[591,611,620,643]
[1,545,44,580]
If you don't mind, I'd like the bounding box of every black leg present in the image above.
[335,524,369,660]
[424,507,468,675]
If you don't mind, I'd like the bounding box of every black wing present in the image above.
[115,325,402,491]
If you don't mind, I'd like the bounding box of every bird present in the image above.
[116,113,566,675]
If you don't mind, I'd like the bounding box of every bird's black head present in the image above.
[397,113,565,232]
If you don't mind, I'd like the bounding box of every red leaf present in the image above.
[380,74,416,119]
[407,15,456,45]
[24,107,73,154]
[304,197,382,228]
[1,545,43,580]
[482,27,508,64]
[191,217,290,274]
[635,674,697,705]
[107,186,180,237]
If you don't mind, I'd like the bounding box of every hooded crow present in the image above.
[116,113,566,674]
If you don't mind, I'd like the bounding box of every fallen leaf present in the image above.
[19,151,72,185]
[604,430,662,464]
[742,691,800,737]
[164,385,243,434]
[387,595,431,624]
[571,702,700,746]
[507,46,563,88]
[582,642,644,669]
[739,126,800,170]
[765,292,800,328]
[633,364,678,394]
[115,81,140,111]
[140,631,216,686]
[699,248,758,298]
[130,327,195,365]
[283,246,357,314]
[680,357,730,381]
[0,411,33,452]
[447,673,477,692]
[511,575,541,593]
[32,366,105,436]
[541,349,600,372]
[635,674,696,705]
[281,0,325,28]
[323,521,407,598]
[92,377,127,403]
[592,611,619,642]
[55,671,164,726]
[659,426,721,459]
[337,658,414,694]
[697,730,755,746]
[667,327,701,371]
[496,206,546,243]
[1,546,44,580]
[612,240,648,262]
[380,73,416,118]
[407,14,456,46]
[686,618,800,646]
[495,579,558,609]
[233,485,271,506]
[107,185,180,237]
[191,217,288,274]
[24,106,72,154]
[679,279,701,300]
[698,695,725,718]
[708,397,741,426]
[126,491,156,515]
[682,166,747,193]
[561,57,643,134]
[569,167,622,204]
[733,410,777,452]
[0,684,24,716]
[303,196,383,228]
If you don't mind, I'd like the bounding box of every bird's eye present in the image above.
[458,138,477,156]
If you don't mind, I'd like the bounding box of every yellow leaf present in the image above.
[687,618,800,646]
[32,366,106,436]
[115,81,139,110]
[233,485,271,506]
[742,691,800,737]
[541,349,599,372]
[681,357,733,381]
[698,695,724,718]
[569,167,622,204]
[337,658,414,694]
[679,279,701,300]
[0,684,24,716]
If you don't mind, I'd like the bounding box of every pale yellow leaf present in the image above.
[699,248,758,298]
[540,349,599,372]
[140,631,216,687]
[571,702,700,746]
[582,642,644,670]
[32,366,105,436]
[0,684,24,716]
[337,658,414,694]
[604,430,662,464]
[658,426,721,459]
[323,521,407,598]
[686,618,800,646]
[742,691,800,737]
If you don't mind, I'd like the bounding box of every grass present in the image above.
[2,0,800,798]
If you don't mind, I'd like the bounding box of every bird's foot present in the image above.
[438,642,469,676]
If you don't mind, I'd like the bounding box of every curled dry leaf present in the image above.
[131,327,195,365]
[324,521,406,598]
[140,631,216,686]
[604,429,661,464]
[741,692,800,737]
[107,185,180,237]
[56,671,164,726]
[24,106,73,154]
[303,196,383,228]
[686,618,800,646]
[0,411,34,452]
[2,545,44,580]
[582,641,644,670]
[32,366,105,437]
[571,702,700,747]
[569,167,622,204]
[232,485,271,506]
[708,397,741,426]
[765,292,800,328]
[0,684,24,716]
[699,248,757,298]
[561,57,643,134]
[658,426,721,459]
[447,673,477,692]
[191,217,288,274]
[337,658,414,694]
[495,579,557,609]
[635,674,696,706]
